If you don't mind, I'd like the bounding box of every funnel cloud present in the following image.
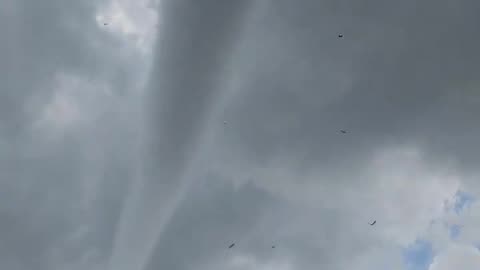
[108,1,255,270]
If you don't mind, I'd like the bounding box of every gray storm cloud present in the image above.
[108,1,255,270]
[110,0,480,269]
[0,0,142,269]
[3,0,480,269]
[218,0,480,180]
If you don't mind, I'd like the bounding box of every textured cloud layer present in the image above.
[2,0,480,269]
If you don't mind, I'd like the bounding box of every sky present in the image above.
[2,0,480,269]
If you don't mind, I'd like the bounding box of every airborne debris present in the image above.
[369,220,376,226]
[272,246,275,249]
[228,243,235,248]
[338,34,343,38]
[340,130,347,134]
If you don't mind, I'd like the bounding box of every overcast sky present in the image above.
[2,0,480,269]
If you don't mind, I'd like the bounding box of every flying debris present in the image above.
[369,220,376,226]
[272,246,275,249]
[103,22,108,25]
[228,243,235,248]
[340,130,347,134]
[338,34,343,38]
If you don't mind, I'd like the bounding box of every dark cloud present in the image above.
[0,0,139,139]
[218,0,480,176]
[108,1,256,269]
[144,176,277,270]
[143,0,255,184]
[3,0,480,269]
[0,0,142,269]
[117,0,480,269]
[138,0,480,269]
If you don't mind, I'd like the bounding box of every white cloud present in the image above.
[429,244,480,270]
[213,142,461,244]
[226,254,293,270]
[455,200,480,246]
[29,72,111,138]
[364,145,460,246]
[96,0,158,53]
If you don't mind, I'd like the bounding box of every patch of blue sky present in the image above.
[449,224,461,239]
[402,239,434,270]
[454,190,475,214]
